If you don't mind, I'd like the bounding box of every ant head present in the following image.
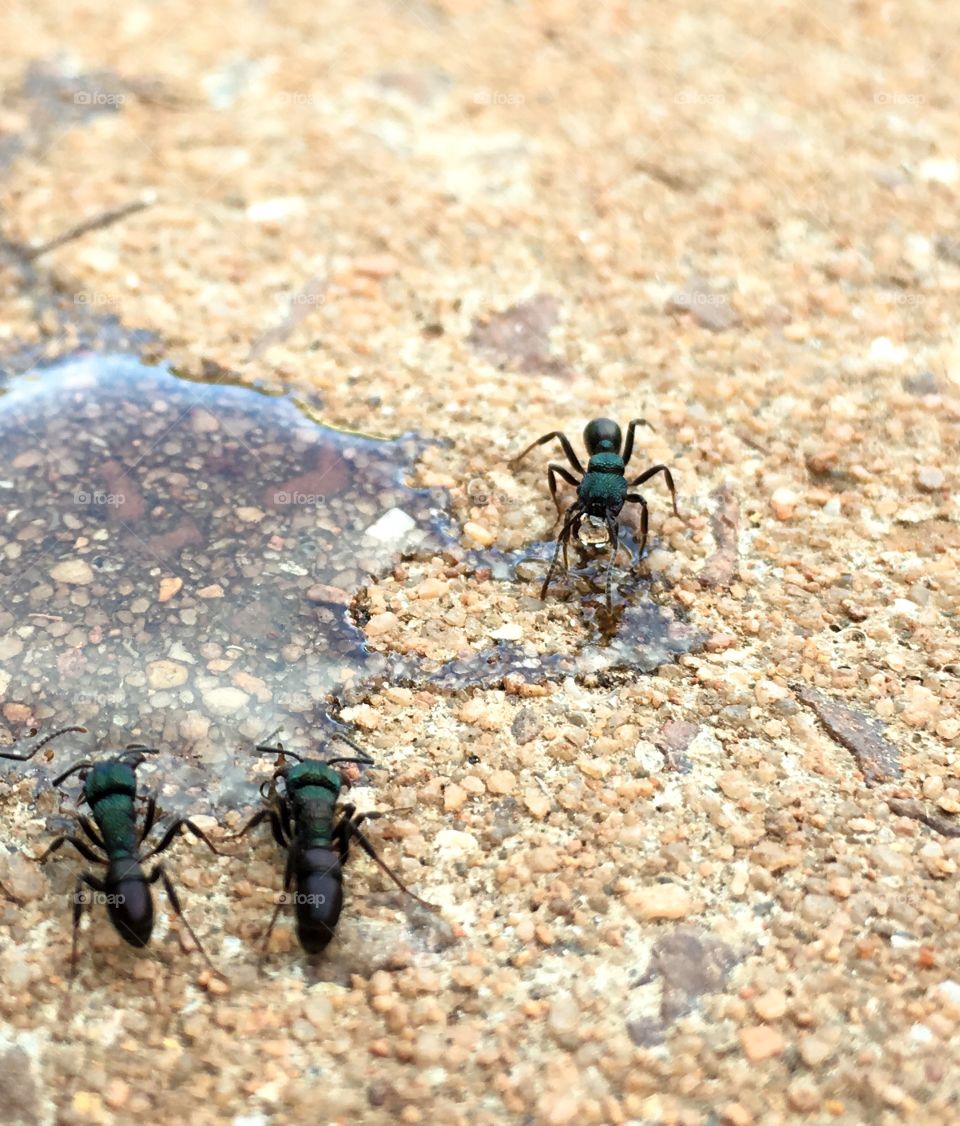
[583,418,622,455]
[52,745,156,792]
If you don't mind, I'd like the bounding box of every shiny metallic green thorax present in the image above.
[286,761,343,848]
[85,763,140,856]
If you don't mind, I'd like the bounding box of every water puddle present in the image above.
[0,353,703,806]
[412,542,703,692]
[0,353,455,803]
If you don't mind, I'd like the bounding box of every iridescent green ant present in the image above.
[5,730,225,987]
[510,417,680,607]
[230,729,436,963]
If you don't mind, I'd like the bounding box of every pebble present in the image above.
[489,623,522,641]
[547,992,581,1049]
[787,1078,819,1113]
[799,1034,835,1068]
[147,660,189,689]
[158,576,183,602]
[631,884,695,921]
[752,989,788,1022]
[444,783,467,812]
[512,708,542,745]
[0,850,46,901]
[366,612,400,637]
[486,770,516,795]
[740,1024,785,1061]
[916,466,946,491]
[203,686,250,714]
[435,829,479,858]
[364,508,416,544]
[769,487,798,521]
[50,559,94,585]
[414,578,447,599]
[526,846,561,873]
[755,679,789,705]
[522,789,550,819]
[463,521,495,547]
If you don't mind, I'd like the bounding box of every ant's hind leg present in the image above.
[35,834,107,866]
[629,464,680,518]
[150,865,225,978]
[69,872,106,989]
[141,817,226,861]
[256,850,295,967]
[341,814,436,910]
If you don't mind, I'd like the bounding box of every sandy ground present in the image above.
[1,1,959,1124]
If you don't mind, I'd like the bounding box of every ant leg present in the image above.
[509,431,585,475]
[257,849,295,967]
[68,872,107,991]
[223,808,270,840]
[149,865,225,979]
[35,835,107,866]
[629,464,680,518]
[224,807,290,852]
[139,797,157,844]
[546,464,580,521]
[141,818,225,861]
[604,518,621,610]
[622,419,654,468]
[541,507,578,601]
[76,815,107,852]
[625,494,649,557]
[0,725,86,762]
[340,811,436,910]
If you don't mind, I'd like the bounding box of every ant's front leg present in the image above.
[625,494,649,558]
[0,725,86,761]
[604,516,621,610]
[622,419,653,468]
[510,431,585,476]
[546,464,580,521]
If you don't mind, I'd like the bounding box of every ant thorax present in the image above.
[577,514,610,548]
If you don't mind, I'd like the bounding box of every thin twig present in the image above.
[26,199,152,261]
